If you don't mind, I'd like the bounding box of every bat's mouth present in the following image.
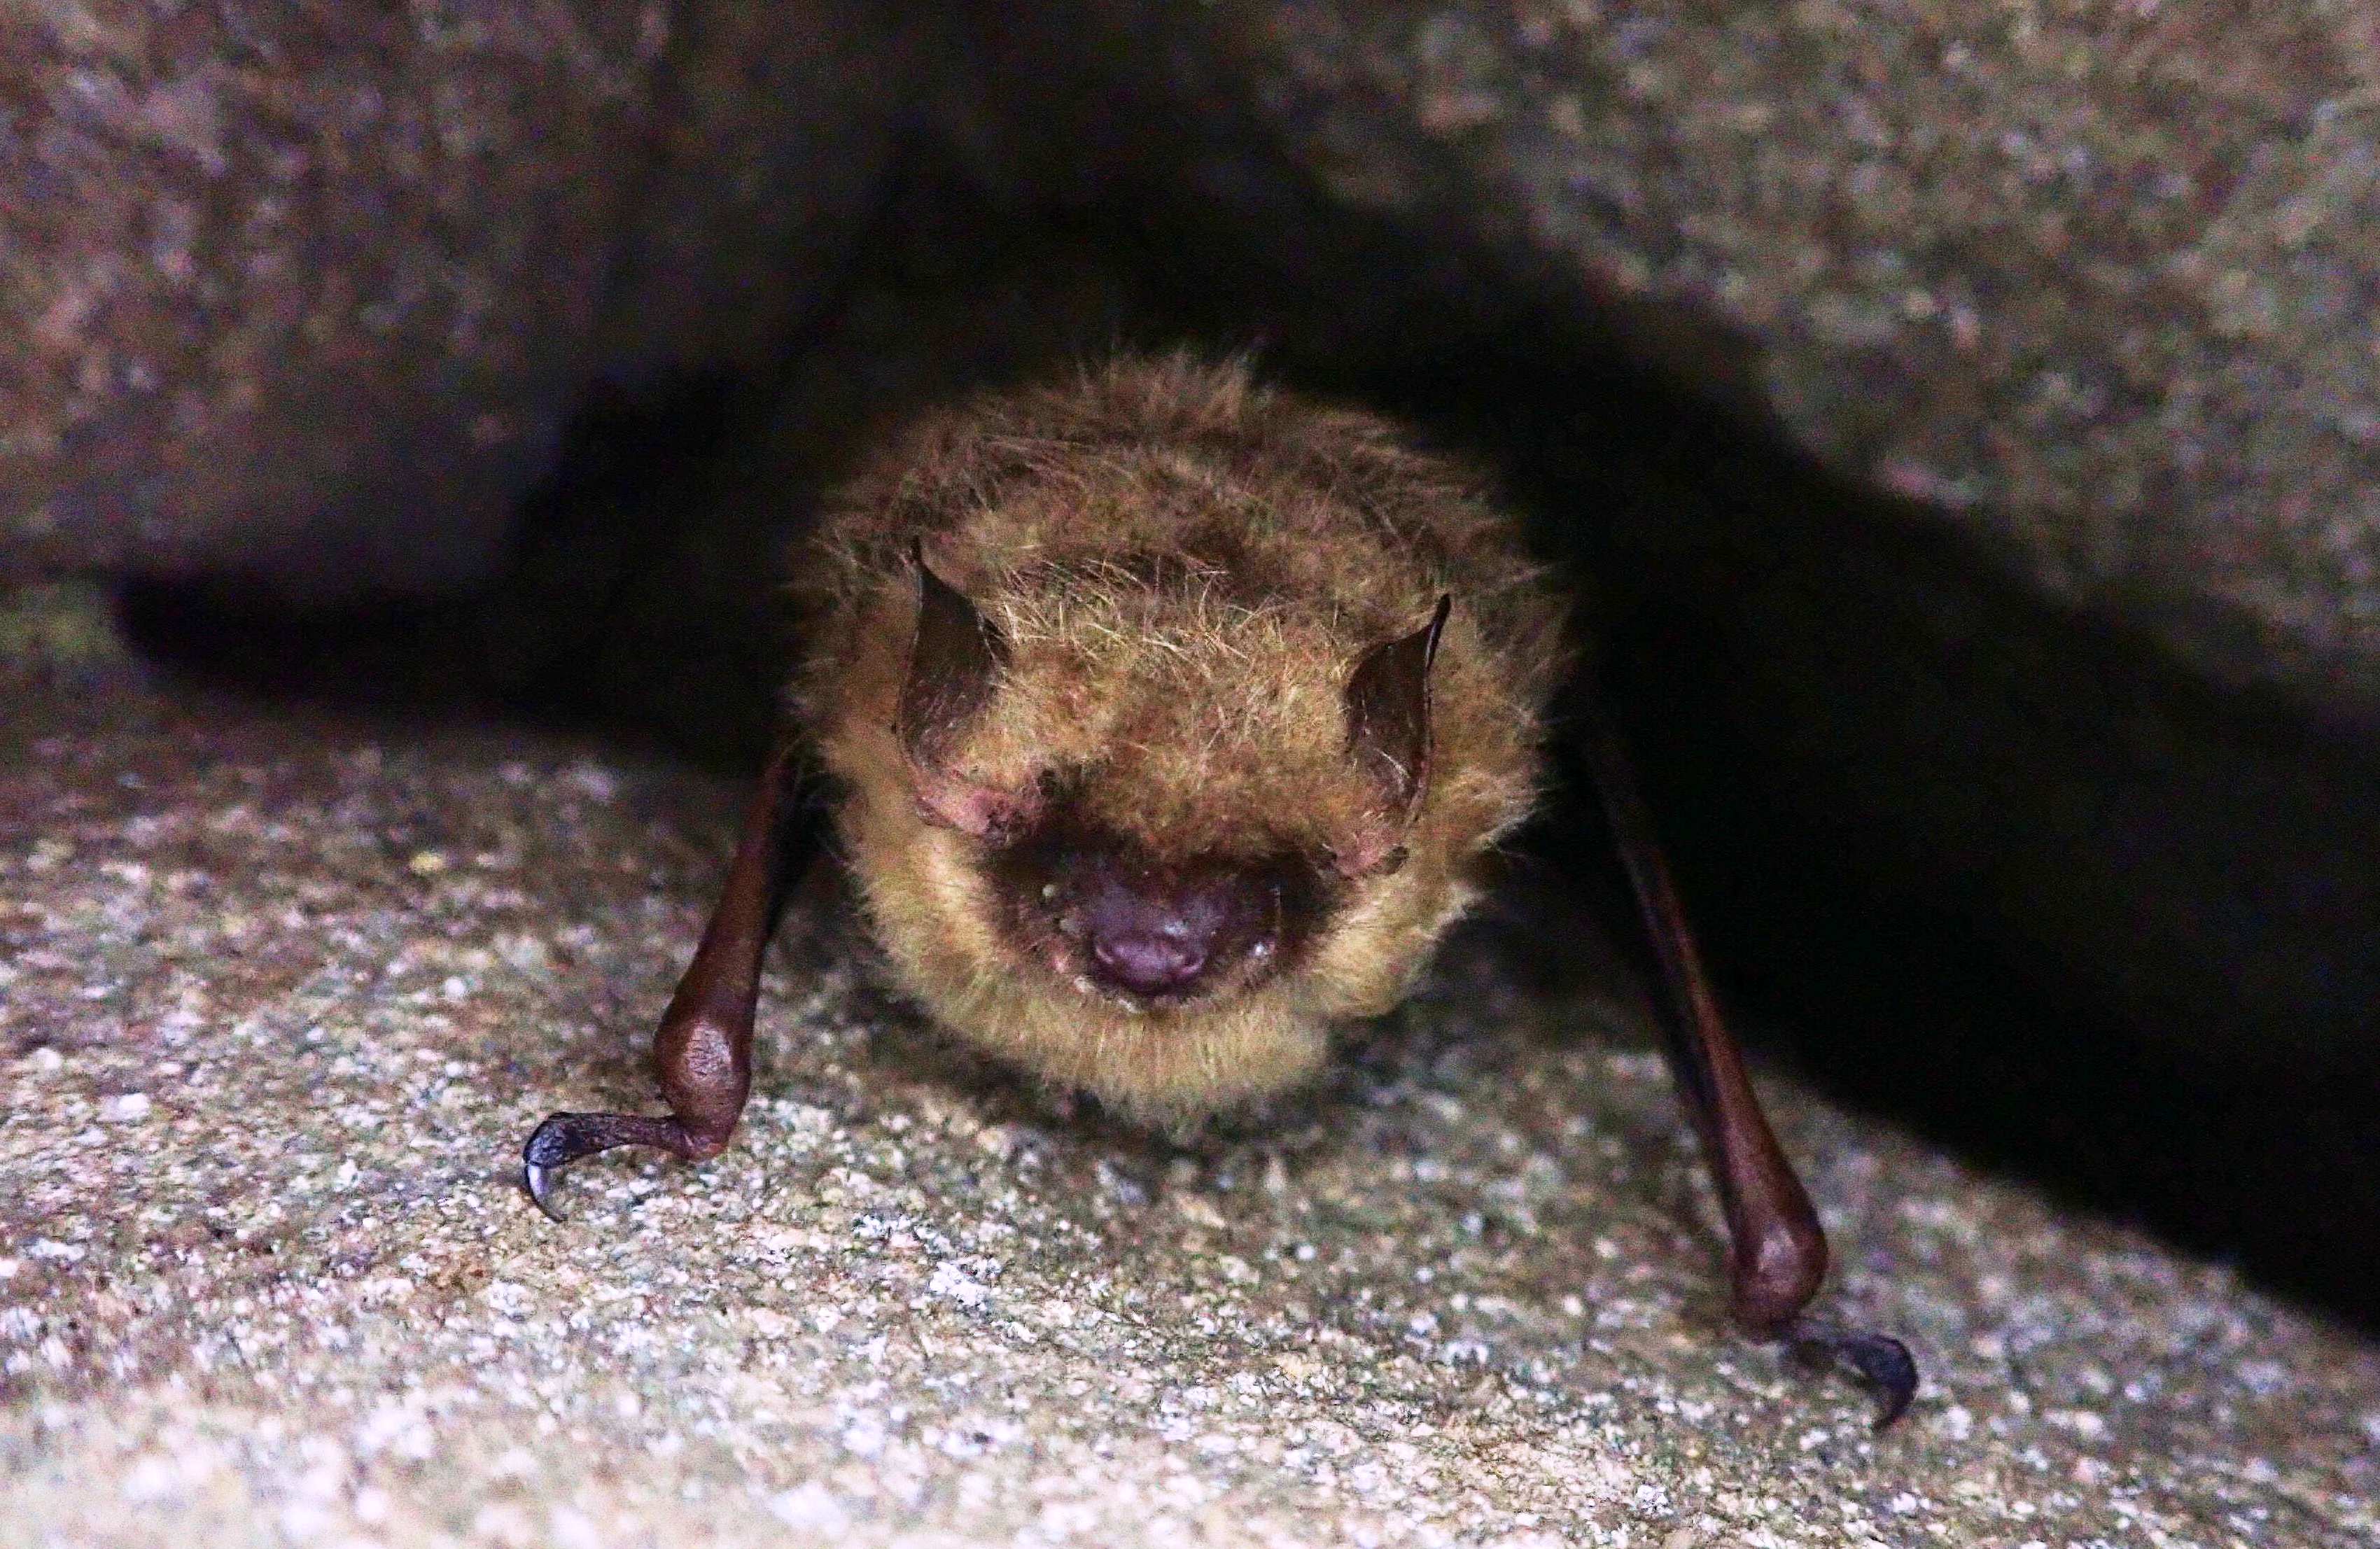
[1049,931,1286,1015]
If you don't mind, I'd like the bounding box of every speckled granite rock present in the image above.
[0,0,916,597]
[962,0,2380,723]
[4,638,2375,1544]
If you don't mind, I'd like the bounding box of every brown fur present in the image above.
[791,354,1568,1122]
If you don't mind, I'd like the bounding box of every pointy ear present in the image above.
[898,543,1033,839]
[1340,595,1450,856]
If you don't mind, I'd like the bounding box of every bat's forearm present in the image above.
[1575,697,1917,1426]
[521,745,814,1217]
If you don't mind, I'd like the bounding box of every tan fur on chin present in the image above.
[794,353,1567,1122]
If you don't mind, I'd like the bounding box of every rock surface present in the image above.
[0,0,916,596]
[967,0,2380,723]
[4,638,2375,1546]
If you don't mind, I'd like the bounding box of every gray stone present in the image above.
[962,0,2380,723]
[2,629,2374,1546]
[0,0,918,598]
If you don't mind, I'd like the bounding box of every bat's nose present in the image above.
[1070,862,1264,1000]
[1089,927,1210,995]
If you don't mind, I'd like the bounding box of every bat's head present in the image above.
[796,355,1560,1122]
[812,542,1544,1123]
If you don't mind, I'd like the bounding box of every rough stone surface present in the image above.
[0,0,916,597]
[4,623,2376,1545]
[964,0,2380,724]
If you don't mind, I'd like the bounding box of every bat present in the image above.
[519,353,1917,1424]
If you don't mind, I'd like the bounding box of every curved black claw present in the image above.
[520,1111,688,1222]
[1786,1320,1920,1430]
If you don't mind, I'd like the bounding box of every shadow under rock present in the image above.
[113,367,762,758]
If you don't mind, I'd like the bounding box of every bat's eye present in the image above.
[1320,839,1407,880]
[911,775,1042,847]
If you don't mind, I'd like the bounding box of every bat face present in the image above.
[794,357,1565,1122]
[903,547,1443,1023]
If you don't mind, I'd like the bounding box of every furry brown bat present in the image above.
[521,354,1917,1423]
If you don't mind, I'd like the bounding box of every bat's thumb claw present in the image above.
[518,1108,694,1223]
[1786,1321,1919,1430]
[1842,1331,1919,1430]
[521,1115,579,1223]
[522,1157,568,1222]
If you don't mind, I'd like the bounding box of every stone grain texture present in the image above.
[0,0,916,597]
[962,0,2380,723]
[3,643,2375,1545]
